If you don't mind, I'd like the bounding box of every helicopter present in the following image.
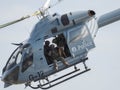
[0,0,120,89]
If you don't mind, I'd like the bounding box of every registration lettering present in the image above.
[72,40,93,52]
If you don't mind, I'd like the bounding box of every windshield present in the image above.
[4,46,22,72]
[3,43,32,73]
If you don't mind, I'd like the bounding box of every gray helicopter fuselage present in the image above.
[18,10,96,82]
[18,8,120,84]
[1,10,96,86]
[1,0,120,88]
[2,8,120,88]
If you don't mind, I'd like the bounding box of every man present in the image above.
[44,41,52,64]
[52,34,67,58]
[49,44,69,71]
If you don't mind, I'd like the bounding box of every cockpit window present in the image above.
[22,54,33,72]
[16,52,22,64]
[61,14,70,26]
[3,43,32,73]
[4,46,22,72]
[21,44,33,72]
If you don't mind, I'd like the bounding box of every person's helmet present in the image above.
[45,41,50,45]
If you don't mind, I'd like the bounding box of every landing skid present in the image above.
[28,66,91,89]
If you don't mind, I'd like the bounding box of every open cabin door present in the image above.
[66,24,95,57]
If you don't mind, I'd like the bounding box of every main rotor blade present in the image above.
[43,0,63,11]
[0,15,30,29]
[11,43,23,46]
[43,0,51,10]
[0,0,64,29]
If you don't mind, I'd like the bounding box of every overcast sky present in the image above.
[0,0,120,90]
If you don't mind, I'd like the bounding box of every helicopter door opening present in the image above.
[44,33,71,65]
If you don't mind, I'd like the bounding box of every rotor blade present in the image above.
[0,11,42,29]
[45,0,64,11]
[11,43,23,46]
[32,0,64,16]
[0,0,63,29]
[0,15,30,29]
[43,0,51,10]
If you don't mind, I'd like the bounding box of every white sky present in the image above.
[0,0,120,90]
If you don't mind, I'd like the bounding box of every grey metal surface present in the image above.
[97,8,120,28]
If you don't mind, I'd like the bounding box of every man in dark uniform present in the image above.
[52,34,67,58]
[49,44,69,71]
[44,41,52,64]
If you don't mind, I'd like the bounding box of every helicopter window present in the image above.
[16,52,22,64]
[61,14,70,26]
[51,27,58,34]
[53,13,57,17]
[4,47,20,71]
[51,18,60,26]
[22,54,33,72]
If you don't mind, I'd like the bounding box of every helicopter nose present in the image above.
[1,71,12,82]
[1,72,9,83]
[1,66,19,83]
[1,75,6,82]
[1,76,12,88]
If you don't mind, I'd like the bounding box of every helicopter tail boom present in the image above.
[97,8,120,28]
